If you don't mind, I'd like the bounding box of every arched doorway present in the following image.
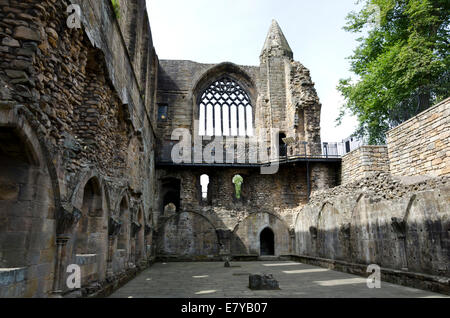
[260,228,275,256]
[75,177,103,255]
[200,174,210,201]
[161,178,181,212]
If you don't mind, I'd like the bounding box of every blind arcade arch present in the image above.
[198,76,254,137]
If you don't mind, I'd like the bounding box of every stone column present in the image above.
[144,224,152,261]
[106,236,115,277]
[289,228,296,254]
[51,235,70,297]
[130,221,141,267]
[51,204,82,297]
[107,216,122,277]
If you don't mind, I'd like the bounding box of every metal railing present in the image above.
[156,141,344,165]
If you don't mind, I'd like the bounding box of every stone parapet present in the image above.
[387,98,450,177]
[341,146,390,184]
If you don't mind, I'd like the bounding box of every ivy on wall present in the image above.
[111,0,120,20]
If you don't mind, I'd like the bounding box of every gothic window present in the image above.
[199,77,253,137]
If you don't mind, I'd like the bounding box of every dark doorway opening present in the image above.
[279,133,287,157]
[345,141,351,153]
[161,178,181,212]
[260,228,275,256]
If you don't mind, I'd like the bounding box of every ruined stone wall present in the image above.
[341,146,390,184]
[387,98,450,178]
[283,61,322,155]
[295,172,450,279]
[156,60,259,149]
[0,0,158,297]
[155,163,337,258]
[154,20,331,260]
[156,52,323,161]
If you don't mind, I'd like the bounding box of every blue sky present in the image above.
[146,0,363,142]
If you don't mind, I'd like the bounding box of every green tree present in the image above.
[338,0,449,144]
[232,175,244,199]
[111,0,120,20]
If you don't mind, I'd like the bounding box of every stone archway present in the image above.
[0,123,56,297]
[157,212,219,258]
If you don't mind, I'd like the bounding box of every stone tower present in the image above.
[257,20,322,156]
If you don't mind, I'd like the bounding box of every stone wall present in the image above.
[155,163,337,258]
[153,20,332,260]
[295,172,450,287]
[0,0,157,297]
[156,21,323,163]
[156,60,259,152]
[387,98,450,178]
[341,146,390,184]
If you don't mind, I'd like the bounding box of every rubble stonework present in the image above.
[295,172,450,289]
[341,146,390,184]
[0,0,157,297]
[0,0,448,298]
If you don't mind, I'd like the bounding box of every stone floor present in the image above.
[110,261,448,298]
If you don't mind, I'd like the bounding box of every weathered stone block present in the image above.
[14,26,41,42]
[249,274,280,290]
[2,37,20,47]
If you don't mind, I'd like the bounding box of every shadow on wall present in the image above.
[155,210,292,259]
[156,211,221,259]
[0,125,56,298]
[155,169,300,259]
[294,188,450,277]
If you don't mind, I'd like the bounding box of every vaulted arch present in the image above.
[0,108,58,297]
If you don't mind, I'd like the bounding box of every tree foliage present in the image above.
[338,0,449,144]
[111,0,120,20]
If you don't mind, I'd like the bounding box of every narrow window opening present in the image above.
[200,174,210,200]
[232,174,244,199]
[161,178,181,212]
[279,132,287,157]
